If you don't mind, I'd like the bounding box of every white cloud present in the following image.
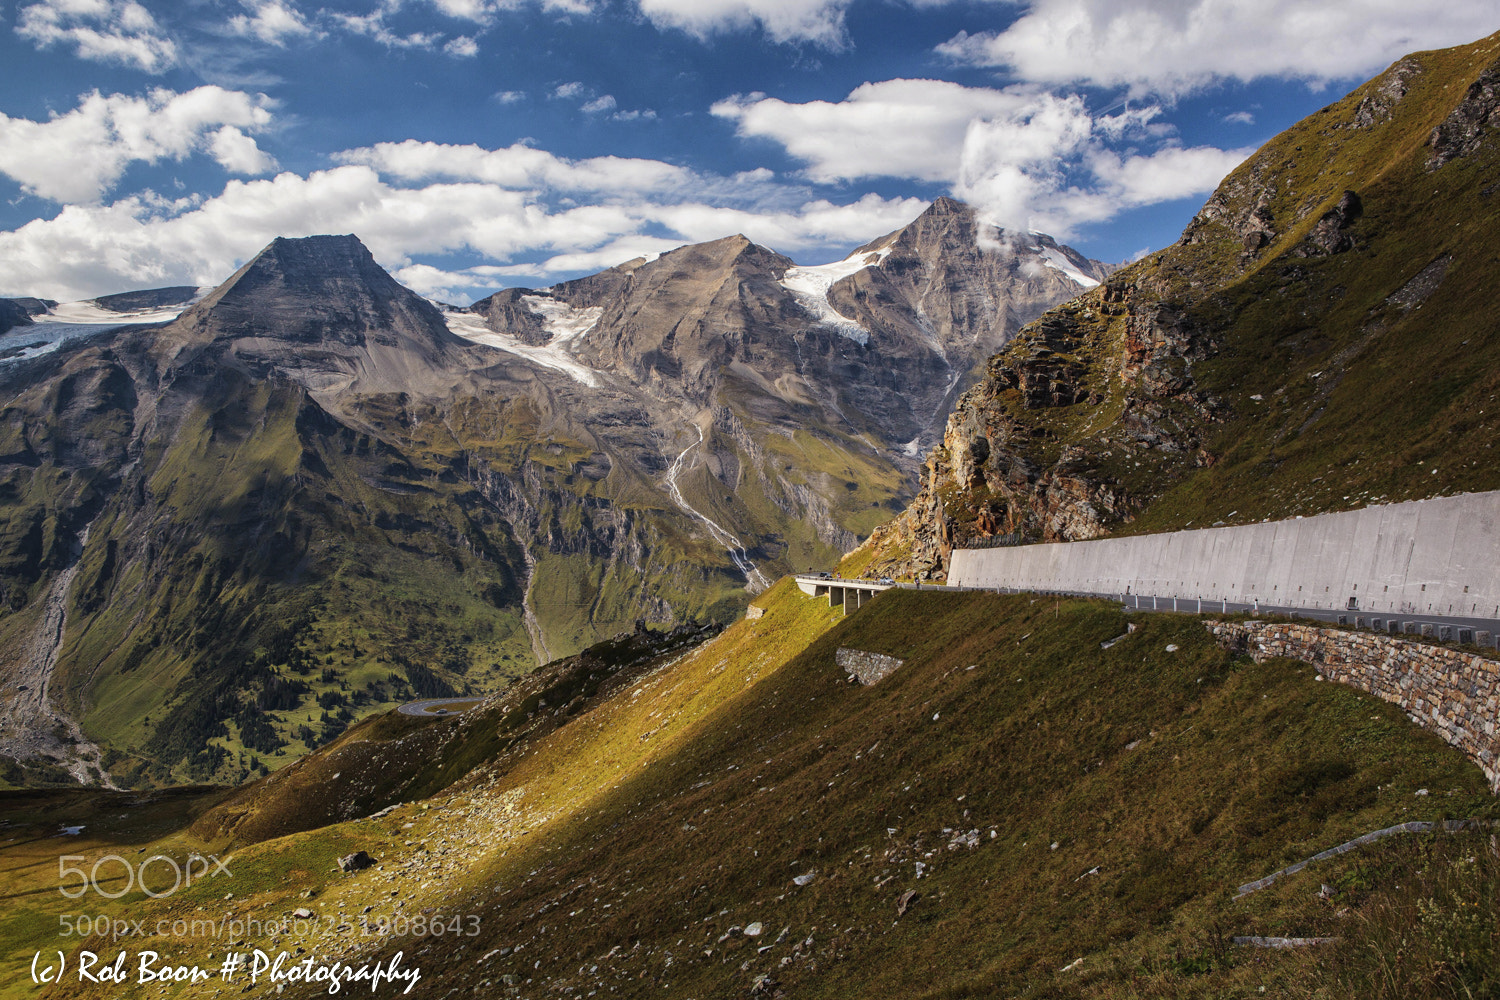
[209,125,279,174]
[553,81,586,99]
[16,0,178,72]
[0,86,277,204]
[444,34,479,56]
[429,0,497,19]
[713,79,1060,184]
[427,0,599,21]
[938,0,1500,97]
[957,114,1250,238]
[716,77,1248,239]
[0,144,925,302]
[636,0,851,46]
[227,0,316,46]
[335,139,694,194]
[580,94,617,113]
[493,90,526,104]
[1222,110,1255,125]
[332,5,442,49]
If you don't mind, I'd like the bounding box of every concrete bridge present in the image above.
[794,575,977,613]
[795,575,890,613]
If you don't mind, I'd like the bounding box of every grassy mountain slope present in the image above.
[9,584,1495,1000]
[863,32,1500,579]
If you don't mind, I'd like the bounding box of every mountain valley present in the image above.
[0,201,1105,786]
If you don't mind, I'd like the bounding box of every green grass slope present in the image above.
[14,586,1496,1000]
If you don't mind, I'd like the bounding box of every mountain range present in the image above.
[0,199,1107,786]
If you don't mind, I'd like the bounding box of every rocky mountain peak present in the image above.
[160,233,468,398]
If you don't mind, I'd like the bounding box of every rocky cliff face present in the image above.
[0,300,33,336]
[863,32,1500,582]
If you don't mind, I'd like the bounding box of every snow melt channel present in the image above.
[780,246,892,347]
[664,425,770,593]
[443,300,604,388]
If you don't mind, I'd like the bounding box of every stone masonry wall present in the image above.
[836,648,905,686]
[1207,620,1500,792]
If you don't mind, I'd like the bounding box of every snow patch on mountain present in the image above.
[37,290,211,326]
[1033,246,1099,289]
[520,295,603,349]
[443,309,602,387]
[780,246,893,347]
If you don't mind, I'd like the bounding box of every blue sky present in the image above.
[1,0,1496,303]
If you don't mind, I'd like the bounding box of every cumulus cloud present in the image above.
[1222,110,1255,125]
[713,79,1057,184]
[209,125,279,174]
[580,94,617,113]
[0,86,278,204]
[16,0,178,72]
[553,81,586,99]
[717,78,1248,238]
[444,34,479,56]
[227,0,317,45]
[963,140,1251,238]
[0,143,926,302]
[938,0,1500,97]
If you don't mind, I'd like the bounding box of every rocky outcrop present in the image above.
[1427,55,1500,170]
[862,271,1220,580]
[92,286,199,313]
[835,647,903,685]
[0,299,34,336]
[1349,56,1422,130]
[1294,190,1363,257]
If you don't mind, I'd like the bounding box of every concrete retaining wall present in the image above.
[948,492,1500,621]
[1206,620,1500,792]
